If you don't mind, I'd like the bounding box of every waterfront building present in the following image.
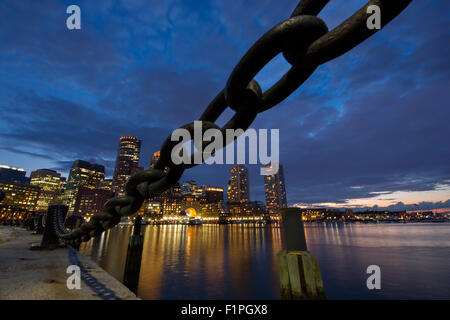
[30,169,65,212]
[161,196,184,218]
[112,136,141,196]
[300,208,328,221]
[264,163,287,218]
[143,201,162,220]
[227,164,250,203]
[200,201,227,220]
[99,179,113,192]
[72,187,113,219]
[180,180,197,195]
[66,160,105,190]
[204,187,224,203]
[0,165,29,184]
[141,174,263,222]
[226,201,267,219]
[0,180,40,221]
[63,160,105,212]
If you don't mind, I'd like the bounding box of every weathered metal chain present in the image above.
[55,0,412,245]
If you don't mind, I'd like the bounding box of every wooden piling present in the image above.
[277,208,326,300]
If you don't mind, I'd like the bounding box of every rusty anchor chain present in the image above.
[54,0,413,245]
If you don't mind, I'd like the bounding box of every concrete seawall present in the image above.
[0,225,139,300]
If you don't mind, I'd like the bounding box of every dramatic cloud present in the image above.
[0,0,449,209]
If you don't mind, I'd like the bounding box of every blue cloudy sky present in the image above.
[0,0,449,210]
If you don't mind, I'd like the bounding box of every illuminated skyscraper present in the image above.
[64,160,105,212]
[30,169,65,211]
[150,150,160,169]
[99,179,113,192]
[112,136,141,196]
[227,164,250,203]
[66,160,105,190]
[264,163,287,216]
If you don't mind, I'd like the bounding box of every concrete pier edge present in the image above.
[0,225,140,300]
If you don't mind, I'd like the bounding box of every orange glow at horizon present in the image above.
[295,184,450,209]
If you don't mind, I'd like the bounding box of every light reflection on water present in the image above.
[80,222,450,299]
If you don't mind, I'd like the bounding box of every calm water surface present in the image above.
[80,223,450,299]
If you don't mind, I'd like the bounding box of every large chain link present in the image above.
[55,0,413,245]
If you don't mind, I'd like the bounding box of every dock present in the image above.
[0,225,139,300]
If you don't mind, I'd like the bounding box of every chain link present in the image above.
[54,0,413,245]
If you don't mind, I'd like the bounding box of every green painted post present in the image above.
[277,250,292,299]
[277,208,326,300]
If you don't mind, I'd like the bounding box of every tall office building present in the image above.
[0,165,29,184]
[64,160,105,212]
[99,178,113,192]
[112,136,141,196]
[30,169,65,211]
[150,150,170,175]
[150,150,160,169]
[264,163,287,216]
[227,164,250,203]
[66,160,105,190]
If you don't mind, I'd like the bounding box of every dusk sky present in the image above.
[0,0,449,210]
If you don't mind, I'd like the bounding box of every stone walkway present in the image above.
[0,225,139,300]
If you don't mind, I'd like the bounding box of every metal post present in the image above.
[281,208,308,251]
[34,213,44,234]
[28,214,36,231]
[0,191,4,225]
[277,208,326,300]
[123,216,144,294]
[30,205,67,250]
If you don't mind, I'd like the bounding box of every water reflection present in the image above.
[80,223,450,299]
[135,225,283,299]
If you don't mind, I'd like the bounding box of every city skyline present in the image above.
[0,1,449,210]
[3,156,450,212]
